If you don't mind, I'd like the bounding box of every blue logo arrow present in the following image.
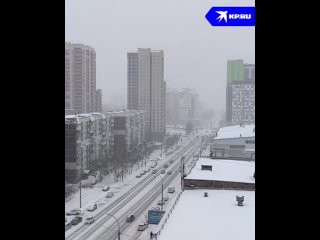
[205,7,255,27]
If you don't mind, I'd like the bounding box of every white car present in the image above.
[66,208,81,216]
[137,223,148,231]
[102,185,110,191]
[151,206,160,211]
[85,216,95,224]
[106,192,114,198]
[163,196,169,201]
[87,203,97,212]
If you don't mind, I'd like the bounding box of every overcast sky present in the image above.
[65,0,255,113]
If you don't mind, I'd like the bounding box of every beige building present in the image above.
[65,42,96,114]
[128,48,166,141]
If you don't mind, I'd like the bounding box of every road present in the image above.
[66,137,202,240]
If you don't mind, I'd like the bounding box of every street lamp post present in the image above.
[79,158,83,208]
[181,156,185,190]
[107,212,121,240]
[158,174,164,212]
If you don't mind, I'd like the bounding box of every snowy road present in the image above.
[66,137,202,240]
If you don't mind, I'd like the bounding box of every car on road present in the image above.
[71,216,82,225]
[65,222,72,231]
[137,223,148,231]
[170,159,174,164]
[106,192,114,198]
[85,216,95,224]
[151,206,160,211]
[152,169,157,174]
[126,214,135,222]
[66,208,81,216]
[157,199,165,205]
[163,196,169,201]
[167,170,172,175]
[164,164,169,168]
[168,187,175,193]
[136,174,141,178]
[102,185,110,191]
[160,169,165,174]
[87,203,97,212]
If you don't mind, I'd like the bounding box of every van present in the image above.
[168,187,175,193]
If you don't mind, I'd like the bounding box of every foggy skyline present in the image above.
[65,0,255,113]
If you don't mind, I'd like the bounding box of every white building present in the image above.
[155,158,255,240]
[211,124,255,159]
[166,88,200,126]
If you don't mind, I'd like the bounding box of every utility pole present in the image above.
[159,175,164,212]
[181,156,185,190]
[80,157,83,208]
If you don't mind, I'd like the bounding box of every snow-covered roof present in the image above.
[158,189,255,240]
[215,124,255,139]
[185,158,255,183]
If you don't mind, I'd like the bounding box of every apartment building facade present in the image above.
[65,113,107,183]
[226,60,255,125]
[127,48,166,141]
[166,88,200,126]
[65,42,96,114]
[65,111,146,183]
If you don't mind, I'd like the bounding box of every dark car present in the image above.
[71,216,82,225]
[126,214,135,222]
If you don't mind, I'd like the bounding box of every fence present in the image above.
[155,189,184,237]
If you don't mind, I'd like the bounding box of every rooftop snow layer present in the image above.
[158,189,255,240]
[215,124,255,139]
[185,158,255,183]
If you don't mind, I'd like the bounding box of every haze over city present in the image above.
[65,1,255,239]
[65,0,255,113]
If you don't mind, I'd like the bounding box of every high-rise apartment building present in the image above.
[65,42,96,114]
[226,60,255,125]
[127,48,166,141]
[227,59,244,84]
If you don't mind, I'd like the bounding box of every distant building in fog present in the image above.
[166,88,200,126]
[226,60,255,125]
[127,48,166,141]
[65,42,97,114]
[95,89,102,112]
